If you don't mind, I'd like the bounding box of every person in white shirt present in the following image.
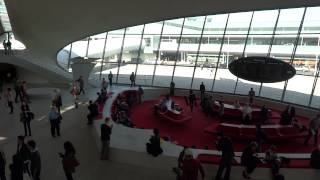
[304,113,320,146]
[242,103,253,124]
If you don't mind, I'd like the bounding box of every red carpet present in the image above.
[131,96,315,153]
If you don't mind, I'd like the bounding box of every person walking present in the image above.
[214,133,235,180]
[5,88,14,114]
[181,149,205,180]
[77,76,85,95]
[59,141,79,180]
[304,113,320,146]
[188,90,196,112]
[27,140,41,180]
[129,72,135,87]
[108,71,113,87]
[170,81,175,96]
[48,106,61,137]
[20,101,33,136]
[199,82,205,101]
[100,118,113,160]
[0,149,6,180]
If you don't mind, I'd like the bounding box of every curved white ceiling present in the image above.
[5,0,320,60]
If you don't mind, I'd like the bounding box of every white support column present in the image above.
[71,57,96,89]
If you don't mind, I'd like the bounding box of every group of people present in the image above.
[0,136,79,180]
[112,92,137,127]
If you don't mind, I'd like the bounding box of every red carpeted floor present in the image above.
[131,96,315,153]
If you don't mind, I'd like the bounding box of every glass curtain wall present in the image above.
[57,6,320,109]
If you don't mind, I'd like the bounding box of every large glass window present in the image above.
[58,6,320,108]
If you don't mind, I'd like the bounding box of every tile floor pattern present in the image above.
[0,85,319,180]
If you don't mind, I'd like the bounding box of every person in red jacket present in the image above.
[181,149,205,180]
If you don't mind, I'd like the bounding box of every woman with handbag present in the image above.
[20,101,32,136]
[60,141,79,180]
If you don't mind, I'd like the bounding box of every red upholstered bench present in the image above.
[158,110,192,124]
[205,123,307,141]
[197,154,311,169]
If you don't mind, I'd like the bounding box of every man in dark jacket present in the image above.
[27,140,41,180]
[100,118,113,160]
[311,145,320,169]
[87,101,99,125]
[215,132,235,180]
[0,149,6,180]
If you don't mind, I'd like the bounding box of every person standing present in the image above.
[100,118,113,160]
[248,88,255,105]
[170,81,175,96]
[20,101,33,136]
[14,80,20,103]
[27,140,41,180]
[215,133,235,180]
[52,89,62,113]
[199,82,205,101]
[181,149,205,180]
[87,101,98,125]
[70,82,79,109]
[188,90,196,112]
[146,128,163,157]
[0,149,6,180]
[108,71,113,87]
[138,85,144,104]
[60,141,79,180]
[2,40,7,55]
[77,76,85,95]
[6,40,11,55]
[304,113,320,146]
[16,135,31,177]
[129,72,135,87]
[101,78,108,91]
[48,106,61,137]
[5,88,14,114]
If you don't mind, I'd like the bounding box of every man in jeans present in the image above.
[215,132,235,180]
[100,117,113,160]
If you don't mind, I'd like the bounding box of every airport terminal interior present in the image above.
[1,0,320,179]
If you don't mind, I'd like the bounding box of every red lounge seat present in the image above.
[197,154,311,169]
[240,126,257,140]
[205,123,307,141]
[157,110,192,124]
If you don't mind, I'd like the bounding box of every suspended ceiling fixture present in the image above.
[228,56,296,83]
